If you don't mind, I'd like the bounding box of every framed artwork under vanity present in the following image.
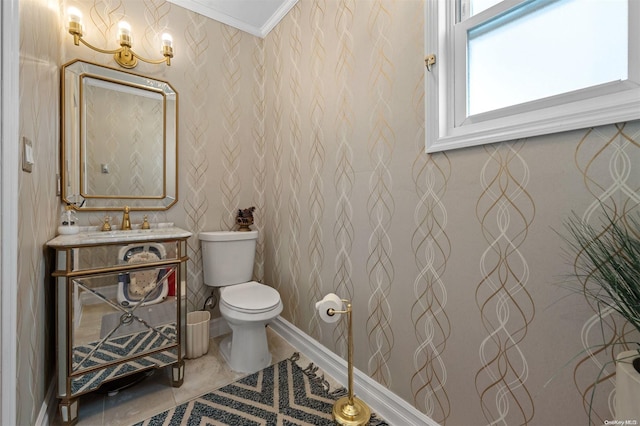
[47,227,191,425]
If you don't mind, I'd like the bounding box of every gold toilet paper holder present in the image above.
[326,299,371,426]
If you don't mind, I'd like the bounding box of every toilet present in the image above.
[199,230,283,373]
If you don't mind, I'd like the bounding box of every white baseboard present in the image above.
[36,376,57,426]
[209,315,230,338]
[79,285,117,306]
[270,316,440,426]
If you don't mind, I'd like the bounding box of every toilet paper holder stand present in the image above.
[323,299,371,426]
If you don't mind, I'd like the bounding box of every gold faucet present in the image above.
[121,206,131,230]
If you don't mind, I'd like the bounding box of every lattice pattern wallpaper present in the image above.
[16,0,639,425]
[18,1,61,424]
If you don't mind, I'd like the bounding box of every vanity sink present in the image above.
[46,224,191,424]
[48,225,192,246]
[85,229,154,239]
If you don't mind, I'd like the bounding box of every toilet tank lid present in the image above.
[199,230,258,242]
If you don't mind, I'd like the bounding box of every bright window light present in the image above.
[424,0,639,152]
[467,0,628,116]
[466,0,502,17]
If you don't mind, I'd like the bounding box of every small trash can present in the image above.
[186,311,210,359]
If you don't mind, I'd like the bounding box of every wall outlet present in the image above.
[22,137,33,173]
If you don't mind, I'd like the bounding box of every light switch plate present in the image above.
[22,137,33,173]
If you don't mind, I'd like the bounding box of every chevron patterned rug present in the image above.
[135,353,388,426]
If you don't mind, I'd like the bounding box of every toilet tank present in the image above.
[199,230,257,287]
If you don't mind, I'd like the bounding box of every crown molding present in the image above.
[168,0,298,38]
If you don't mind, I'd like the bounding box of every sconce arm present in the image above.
[75,35,124,55]
[130,51,172,66]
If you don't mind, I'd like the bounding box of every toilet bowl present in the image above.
[199,230,283,373]
[218,281,282,373]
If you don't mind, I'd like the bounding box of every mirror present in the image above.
[68,241,181,395]
[61,59,178,211]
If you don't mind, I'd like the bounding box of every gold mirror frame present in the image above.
[61,59,178,211]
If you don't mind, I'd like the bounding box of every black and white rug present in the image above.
[135,353,388,425]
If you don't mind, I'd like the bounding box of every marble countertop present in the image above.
[46,223,192,247]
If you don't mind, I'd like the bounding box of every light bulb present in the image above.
[118,21,131,35]
[67,6,83,36]
[161,33,173,48]
[117,21,132,45]
[67,7,82,24]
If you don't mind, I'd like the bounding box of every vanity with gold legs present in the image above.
[47,226,190,425]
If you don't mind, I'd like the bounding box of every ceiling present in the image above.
[168,0,299,38]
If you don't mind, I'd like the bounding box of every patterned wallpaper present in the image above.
[262,1,640,425]
[16,0,639,425]
[18,0,61,425]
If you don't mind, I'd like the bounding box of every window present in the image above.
[425,0,640,152]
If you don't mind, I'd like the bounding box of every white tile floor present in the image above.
[53,327,326,426]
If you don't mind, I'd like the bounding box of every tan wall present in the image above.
[18,0,62,424]
[16,0,639,424]
[262,1,640,425]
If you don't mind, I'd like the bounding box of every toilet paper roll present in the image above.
[315,293,344,323]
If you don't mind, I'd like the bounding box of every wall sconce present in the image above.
[67,7,173,69]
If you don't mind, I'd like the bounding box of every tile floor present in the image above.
[53,327,331,426]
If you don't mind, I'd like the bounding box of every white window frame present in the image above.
[425,0,640,153]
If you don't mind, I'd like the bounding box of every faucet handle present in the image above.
[141,215,150,229]
[101,215,112,232]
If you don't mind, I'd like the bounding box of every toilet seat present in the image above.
[220,281,281,314]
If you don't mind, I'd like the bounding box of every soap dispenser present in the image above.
[58,204,79,235]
